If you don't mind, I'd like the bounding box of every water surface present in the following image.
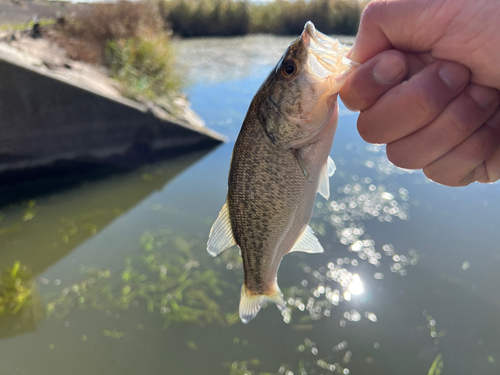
[0,35,499,375]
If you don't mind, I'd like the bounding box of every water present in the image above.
[0,35,499,375]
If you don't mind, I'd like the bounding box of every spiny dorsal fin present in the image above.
[207,202,236,257]
[239,284,286,324]
[289,226,324,254]
[318,156,336,200]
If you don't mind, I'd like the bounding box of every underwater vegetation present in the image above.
[44,229,238,329]
[0,261,35,316]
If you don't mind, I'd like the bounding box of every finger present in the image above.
[350,0,448,63]
[386,84,500,169]
[484,109,500,182]
[339,50,407,112]
[357,60,470,144]
[423,120,500,186]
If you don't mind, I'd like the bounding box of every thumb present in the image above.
[350,0,446,63]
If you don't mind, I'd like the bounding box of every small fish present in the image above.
[207,22,356,323]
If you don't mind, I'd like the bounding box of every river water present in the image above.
[0,35,499,375]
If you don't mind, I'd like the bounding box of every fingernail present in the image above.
[468,84,498,108]
[372,54,405,85]
[438,62,469,90]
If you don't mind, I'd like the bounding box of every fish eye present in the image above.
[281,60,298,79]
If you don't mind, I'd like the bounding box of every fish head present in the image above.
[260,21,356,148]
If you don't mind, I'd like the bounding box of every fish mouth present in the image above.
[301,21,355,79]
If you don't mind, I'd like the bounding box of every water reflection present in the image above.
[0,150,214,277]
[0,149,215,340]
[0,35,499,375]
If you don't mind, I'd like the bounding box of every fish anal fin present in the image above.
[289,226,324,254]
[207,202,237,257]
[318,156,336,200]
[239,284,286,324]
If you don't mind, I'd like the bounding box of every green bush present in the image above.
[105,35,184,100]
[162,0,361,37]
[163,0,250,37]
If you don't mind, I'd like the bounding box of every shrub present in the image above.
[105,35,183,100]
[249,0,361,36]
[54,0,164,63]
[50,1,183,100]
[163,0,250,37]
[162,0,361,37]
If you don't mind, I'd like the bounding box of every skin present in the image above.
[338,0,500,186]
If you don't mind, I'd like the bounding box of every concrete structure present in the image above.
[0,38,226,178]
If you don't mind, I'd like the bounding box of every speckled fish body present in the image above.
[207,22,356,323]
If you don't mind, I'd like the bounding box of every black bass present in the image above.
[207,22,356,323]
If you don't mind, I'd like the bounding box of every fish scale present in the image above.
[207,21,356,323]
[229,106,310,294]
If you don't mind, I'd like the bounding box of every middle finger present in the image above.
[357,60,470,144]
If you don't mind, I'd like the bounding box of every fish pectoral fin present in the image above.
[289,226,324,254]
[317,156,336,200]
[207,201,237,257]
[327,156,336,177]
[293,149,313,183]
[239,284,286,324]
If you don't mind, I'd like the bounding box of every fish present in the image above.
[207,21,357,323]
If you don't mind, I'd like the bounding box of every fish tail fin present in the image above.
[239,283,286,324]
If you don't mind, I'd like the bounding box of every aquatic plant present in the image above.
[0,261,34,316]
[45,230,237,328]
[428,354,444,375]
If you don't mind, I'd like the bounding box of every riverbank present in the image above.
[0,1,226,179]
[0,0,363,37]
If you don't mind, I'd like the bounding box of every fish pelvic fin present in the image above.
[289,225,324,254]
[317,156,336,200]
[207,201,237,257]
[239,284,286,324]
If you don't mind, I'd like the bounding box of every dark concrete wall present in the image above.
[0,56,225,174]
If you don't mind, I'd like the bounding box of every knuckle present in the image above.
[409,91,441,122]
[362,0,383,19]
[459,135,487,161]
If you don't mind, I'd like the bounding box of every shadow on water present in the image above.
[0,147,218,276]
[0,143,221,208]
[0,147,218,340]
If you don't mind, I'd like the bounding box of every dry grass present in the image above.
[49,1,183,100]
[53,0,164,64]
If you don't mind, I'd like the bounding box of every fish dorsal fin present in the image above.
[317,156,336,200]
[239,283,286,324]
[289,226,324,254]
[207,202,236,257]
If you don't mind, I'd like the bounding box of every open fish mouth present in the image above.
[301,21,357,79]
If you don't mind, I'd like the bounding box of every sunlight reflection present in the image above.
[347,274,363,295]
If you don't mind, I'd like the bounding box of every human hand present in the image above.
[339,0,500,186]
